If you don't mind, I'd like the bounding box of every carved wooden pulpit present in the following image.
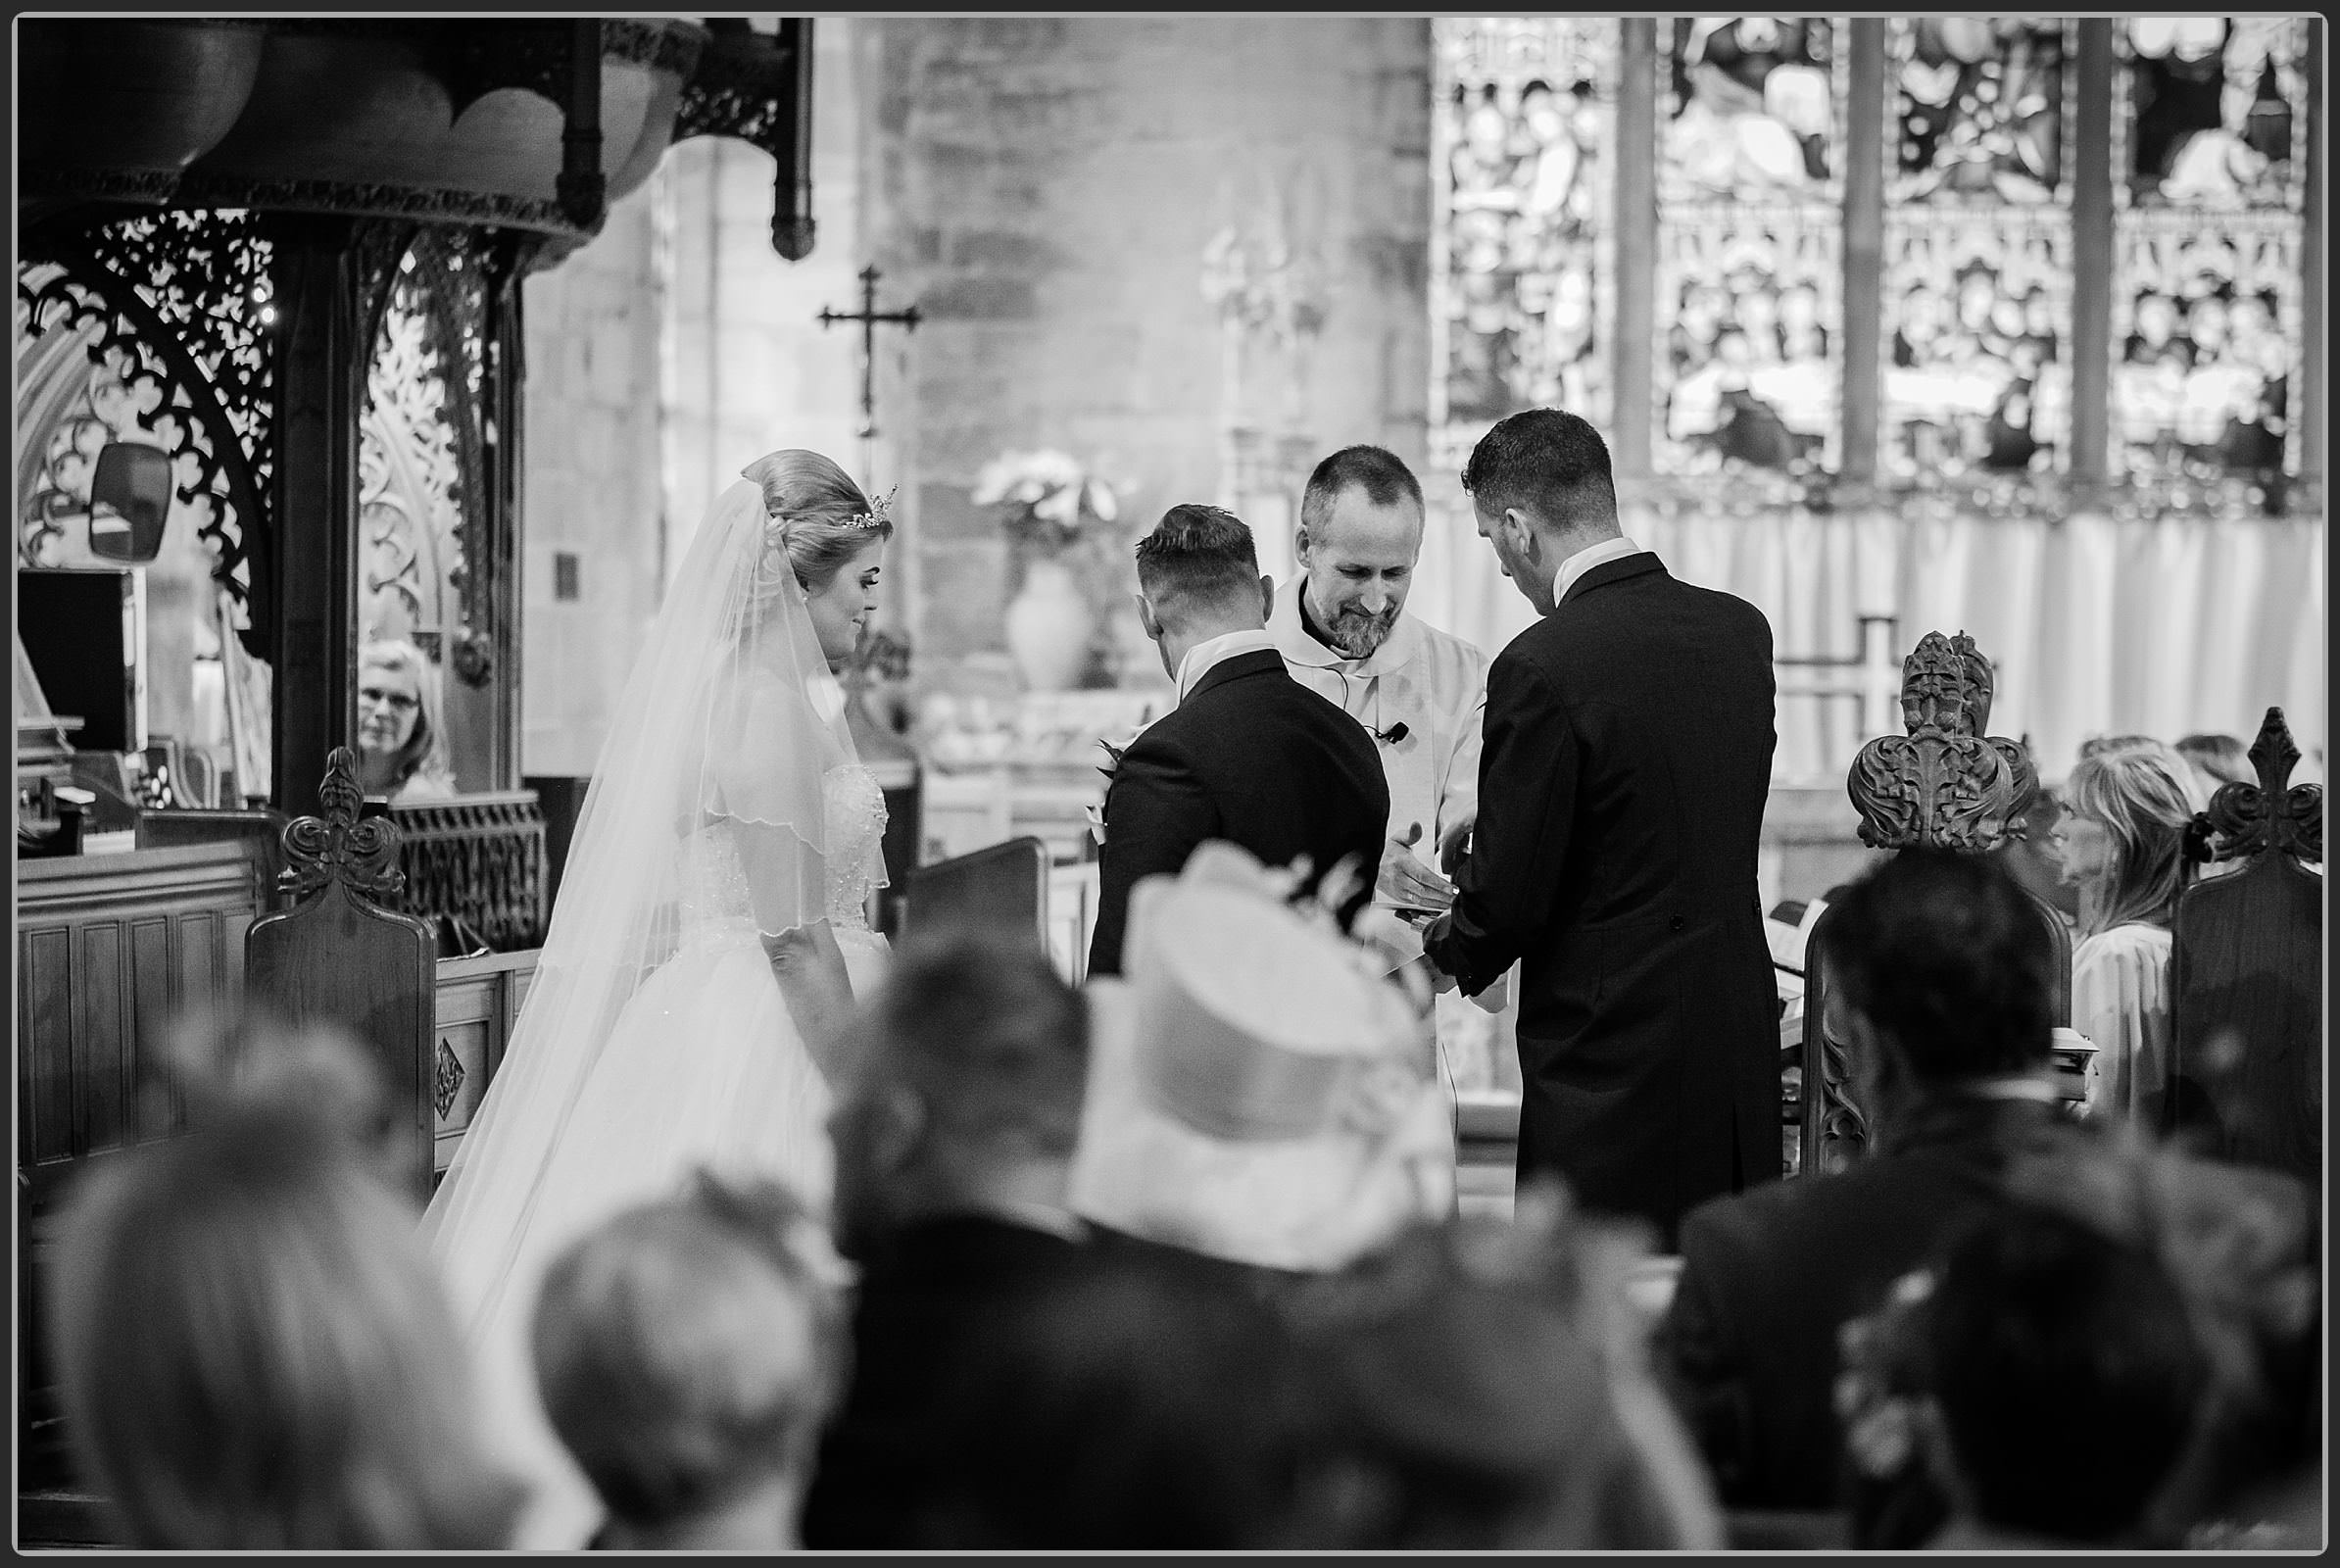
[1797,630,2073,1177]
[243,748,438,1201]
[2169,708,2324,1186]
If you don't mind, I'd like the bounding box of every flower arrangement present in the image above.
[972,449,1125,554]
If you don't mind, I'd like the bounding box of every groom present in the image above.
[1424,409,1779,1249]
[1087,504,1388,978]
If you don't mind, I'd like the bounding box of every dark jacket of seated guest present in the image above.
[802,932,1133,1549]
[801,1210,1109,1549]
[1657,1092,2080,1509]
[1654,848,2088,1511]
[1083,1218,1315,1305]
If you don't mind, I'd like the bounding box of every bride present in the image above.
[421,450,894,1547]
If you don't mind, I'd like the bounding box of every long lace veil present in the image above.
[419,475,870,1330]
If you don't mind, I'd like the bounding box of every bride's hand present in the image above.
[761,919,857,1083]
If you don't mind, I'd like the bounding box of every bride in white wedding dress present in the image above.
[420,450,894,1547]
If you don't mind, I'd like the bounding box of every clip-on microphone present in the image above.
[1370,720,1410,746]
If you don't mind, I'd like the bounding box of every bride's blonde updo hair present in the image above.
[742,450,893,591]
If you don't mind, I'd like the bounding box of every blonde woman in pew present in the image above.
[2051,743,2198,1126]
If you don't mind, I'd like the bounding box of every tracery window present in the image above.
[1655,17,1845,482]
[1427,18,2321,504]
[1430,17,1616,472]
[2113,17,2310,504]
[1878,19,2076,486]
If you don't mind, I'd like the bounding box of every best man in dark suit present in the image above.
[1425,408,1778,1250]
[1087,504,1388,978]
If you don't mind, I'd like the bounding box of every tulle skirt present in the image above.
[433,918,887,1548]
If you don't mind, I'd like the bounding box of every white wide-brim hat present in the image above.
[1068,848,1456,1275]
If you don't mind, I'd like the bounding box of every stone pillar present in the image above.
[1612,19,1658,481]
[1839,20,1887,485]
[2069,20,2116,486]
[2303,19,2325,492]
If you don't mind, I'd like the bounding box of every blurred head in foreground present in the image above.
[531,1172,847,1550]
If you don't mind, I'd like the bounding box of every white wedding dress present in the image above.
[418,469,893,1549]
[435,768,891,1549]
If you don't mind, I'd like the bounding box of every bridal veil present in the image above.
[420,466,872,1336]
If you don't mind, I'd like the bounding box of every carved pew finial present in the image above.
[2202,707,2324,866]
[278,746,405,903]
[1847,630,2038,854]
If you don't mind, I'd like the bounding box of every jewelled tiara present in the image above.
[848,486,898,531]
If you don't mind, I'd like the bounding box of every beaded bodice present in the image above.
[676,762,888,935]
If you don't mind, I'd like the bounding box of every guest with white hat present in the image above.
[1069,842,1457,1280]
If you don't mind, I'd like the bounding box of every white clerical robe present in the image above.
[1267,576,1490,870]
[1269,576,1514,1077]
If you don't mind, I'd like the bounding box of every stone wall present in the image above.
[856,17,1435,695]
[516,181,666,777]
[519,17,869,775]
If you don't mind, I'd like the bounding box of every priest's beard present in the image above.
[1323,604,1399,661]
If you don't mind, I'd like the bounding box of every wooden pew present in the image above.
[898,834,1055,963]
[16,830,279,1537]
[1796,631,2075,1176]
[242,749,440,1204]
[2169,707,2323,1185]
[19,755,546,1540]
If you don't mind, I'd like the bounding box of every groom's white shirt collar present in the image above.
[1550,534,1645,607]
[1175,627,1281,701]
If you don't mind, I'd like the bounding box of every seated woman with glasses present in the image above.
[357,638,457,802]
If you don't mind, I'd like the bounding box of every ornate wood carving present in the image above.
[2169,704,2322,1183]
[1801,628,2070,1178]
[277,746,405,904]
[362,225,500,687]
[432,1036,465,1119]
[390,792,547,952]
[2201,706,2324,864]
[17,210,277,658]
[1846,630,2038,852]
[673,20,815,259]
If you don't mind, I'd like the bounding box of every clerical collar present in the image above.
[1296,583,1344,657]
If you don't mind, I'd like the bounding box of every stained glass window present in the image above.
[1654,17,1846,480]
[2121,17,2307,213]
[1661,16,1842,204]
[1878,19,2077,484]
[2112,18,2309,494]
[1431,17,1617,445]
[1889,17,2068,206]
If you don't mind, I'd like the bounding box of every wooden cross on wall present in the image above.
[819,266,921,442]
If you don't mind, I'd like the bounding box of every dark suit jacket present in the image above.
[1654,1095,2081,1510]
[1087,648,1388,977]
[801,1213,1107,1549]
[1425,553,1777,1247]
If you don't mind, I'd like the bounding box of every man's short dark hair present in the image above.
[1924,1204,2210,1542]
[1460,409,1617,532]
[857,932,1090,1158]
[1817,849,2056,1081]
[1134,504,1261,619]
[1299,446,1425,542]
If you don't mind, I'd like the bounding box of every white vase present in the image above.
[1005,556,1096,693]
